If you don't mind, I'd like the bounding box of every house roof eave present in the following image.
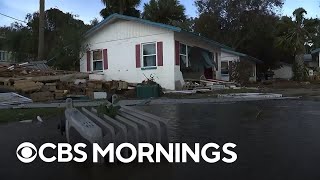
[84,13,182,38]
[221,48,247,57]
[178,31,233,50]
[222,48,263,64]
[311,48,320,54]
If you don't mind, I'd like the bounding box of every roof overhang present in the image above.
[222,48,263,64]
[84,14,228,50]
[311,48,320,54]
[84,13,182,38]
[84,14,262,64]
[222,48,247,57]
[178,31,232,50]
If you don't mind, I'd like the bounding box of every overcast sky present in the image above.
[0,0,319,26]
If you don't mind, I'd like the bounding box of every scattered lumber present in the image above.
[30,92,54,102]
[14,80,43,93]
[26,73,89,83]
[0,62,132,103]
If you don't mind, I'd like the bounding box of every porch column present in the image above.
[318,52,320,67]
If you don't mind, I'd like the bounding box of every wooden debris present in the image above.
[1,62,132,102]
[54,90,66,100]
[26,73,89,83]
[14,80,43,93]
[41,83,57,92]
[30,92,54,102]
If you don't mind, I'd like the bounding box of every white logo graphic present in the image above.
[16,142,37,163]
[16,142,237,164]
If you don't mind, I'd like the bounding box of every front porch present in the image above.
[174,32,222,90]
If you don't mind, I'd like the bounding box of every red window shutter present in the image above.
[86,51,91,72]
[175,41,180,66]
[157,42,163,66]
[103,49,108,70]
[136,44,141,68]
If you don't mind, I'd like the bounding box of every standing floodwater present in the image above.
[0,100,320,180]
[137,100,320,179]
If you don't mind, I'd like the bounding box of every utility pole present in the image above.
[38,0,45,61]
[119,0,124,15]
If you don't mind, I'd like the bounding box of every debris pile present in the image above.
[0,63,132,102]
[183,76,240,91]
[0,92,33,107]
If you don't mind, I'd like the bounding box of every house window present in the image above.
[180,43,190,68]
[142,43,157,67]
[221,61,229,76]
[93,50,103,71]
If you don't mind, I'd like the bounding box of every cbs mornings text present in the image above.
[16,142,237,164]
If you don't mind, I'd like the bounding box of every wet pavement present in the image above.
[1,99,320,180]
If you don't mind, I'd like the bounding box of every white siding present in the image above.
[273,65,293,80]
[221,51,240,62]
[80,20,176,90]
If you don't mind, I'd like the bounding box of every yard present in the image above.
[0,108,64,123]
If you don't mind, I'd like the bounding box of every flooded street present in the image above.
[137,100,320,179]
[1,99,320,180]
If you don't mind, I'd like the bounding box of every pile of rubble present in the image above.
[0,62,132,102]
[183,76,240,91]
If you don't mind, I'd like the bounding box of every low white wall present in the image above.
[273,65,293,80]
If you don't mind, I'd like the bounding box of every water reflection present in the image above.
[137,100,320,179]
[2,100,320,180]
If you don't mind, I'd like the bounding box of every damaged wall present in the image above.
[174,32,221,89]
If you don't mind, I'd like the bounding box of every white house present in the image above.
[220,49,261,82]
[80,14,260,90]
[273,63,293,80]
[304,49,320,69]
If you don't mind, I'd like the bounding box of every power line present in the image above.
[0,12,27,24]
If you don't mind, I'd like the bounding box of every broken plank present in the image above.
[26,73,89,83]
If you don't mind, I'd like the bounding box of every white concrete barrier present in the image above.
[63,99,169,163]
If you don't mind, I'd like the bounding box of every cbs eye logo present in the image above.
[16,142,37,163]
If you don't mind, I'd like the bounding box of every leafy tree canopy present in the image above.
[2,8,90,70]
[194,0,286,69]
[275,8,320,80]
[100,0,141,18]
[142,0,186,25]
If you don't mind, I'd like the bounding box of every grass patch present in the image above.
[0,108,64,123]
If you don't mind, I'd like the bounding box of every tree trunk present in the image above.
[38,0,45,61]
[119,0,124,15]
[293,54,306,81]
[295,54,304,66]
